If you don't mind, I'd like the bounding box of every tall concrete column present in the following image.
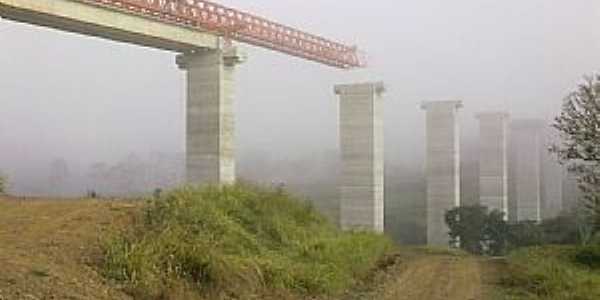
[335,82,385,233]
[508,119,544,222]
[422,101,462,246]
[476,112,509,217]
[176,47,245,185]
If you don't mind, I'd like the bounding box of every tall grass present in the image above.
[102,184,392,299]
[499,246,600,300]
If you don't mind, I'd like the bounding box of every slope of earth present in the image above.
[0,196,139,300]
[0,196,500,300]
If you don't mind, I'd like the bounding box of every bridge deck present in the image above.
[0,0,218,52]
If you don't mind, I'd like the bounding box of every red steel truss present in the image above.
[79,0,364,69]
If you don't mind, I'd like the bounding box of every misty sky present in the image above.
[1,0,600,178]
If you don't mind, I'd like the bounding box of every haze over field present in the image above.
[1,0,599,197]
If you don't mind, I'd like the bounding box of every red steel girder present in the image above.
[78,0,365,69]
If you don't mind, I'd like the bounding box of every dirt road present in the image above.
[352,249,498,300]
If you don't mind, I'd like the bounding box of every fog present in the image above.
[1,1,599,240]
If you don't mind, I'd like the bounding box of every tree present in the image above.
[445,205,509,255]
[485,210,509,256]
[551,74,600,234]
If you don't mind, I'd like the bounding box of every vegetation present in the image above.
[551,73,600,235]
[445,205,508,255]
[499,246,600,300]
[445,205,595,256]
[101,184,392,299]
[0,175,6,195]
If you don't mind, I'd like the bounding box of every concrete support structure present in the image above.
[476,112,509,217]
[422,101,462,246]
[0,0,218,52]
[508,120,544,223]
[177,48,245,185]
[541,132,564,219]
[335,82,385,233]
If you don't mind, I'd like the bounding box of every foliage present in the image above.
[573,244,600,269]
[101,184,392,299]
[499,246,600,300]
[539,213,580,245]
[0,175,5,195]
[551,73,600,234]
[445,205,508,255]
[445,205,589,256]
[506,221,545,248]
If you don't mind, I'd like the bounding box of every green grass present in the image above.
[101,184,392,299]
[497,246,600,300]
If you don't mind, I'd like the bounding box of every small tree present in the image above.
[551,74,600,234]
[485,210,509,256]
[445,205,508,255]
[446,205,488,254]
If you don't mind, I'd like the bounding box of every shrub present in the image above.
[444,205,508,255]
[507,221,545,248]
[101,184,392,299]
[0,176,5,195]
[500,246,600,299]
[573,245,600,269]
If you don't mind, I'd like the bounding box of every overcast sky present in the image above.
[1,0,599,177]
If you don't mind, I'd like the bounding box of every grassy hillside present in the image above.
[101,184,392,299]
[498,246,600,300]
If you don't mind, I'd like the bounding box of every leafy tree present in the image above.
[445,205,508,255]
[551,74,600,234]
[485,210,509,256]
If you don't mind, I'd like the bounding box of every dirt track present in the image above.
[0,197,498,300]
[355,250,498,300]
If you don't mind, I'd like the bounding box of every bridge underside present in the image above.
[0,0,218,52]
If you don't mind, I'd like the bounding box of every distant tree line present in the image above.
[445,205,595,256]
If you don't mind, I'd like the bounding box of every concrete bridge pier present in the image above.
[422,100,463,246]
[477,112,509,218]
[508,119,545,222]
[177,47,245,185]
[335,82,385,233]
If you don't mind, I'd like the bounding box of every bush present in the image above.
[500,246,600,299]
[573,245,600,269]
[102,184,392,299]
[445,205,508,255]
[0,176,5,195]
[507,221,545,248]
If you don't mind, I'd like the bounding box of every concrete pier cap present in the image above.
[420,100,463,110]
[475,111,509,120]
[176,46,247,69]
[334,81,386,96]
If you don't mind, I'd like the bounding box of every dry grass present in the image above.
[0,196,139,299]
